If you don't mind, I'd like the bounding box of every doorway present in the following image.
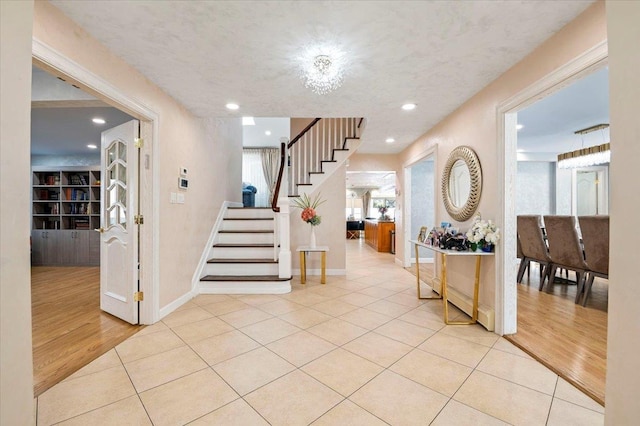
[30,43,159,394]
[498,42,609,404]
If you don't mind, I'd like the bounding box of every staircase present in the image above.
[199,207,291,294]
[198,117,365,294]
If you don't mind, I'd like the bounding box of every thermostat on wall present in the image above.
[178,177,189,190]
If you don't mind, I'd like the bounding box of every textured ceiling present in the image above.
[50,0,593,154]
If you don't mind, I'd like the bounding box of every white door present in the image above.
[100,120,140,324]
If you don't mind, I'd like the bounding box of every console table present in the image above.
[410,239,494,325]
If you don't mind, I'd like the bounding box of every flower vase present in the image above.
[470,242,478,252]
[309,226,317,248]
[481,243,494,253]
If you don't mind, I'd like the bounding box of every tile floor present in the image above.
[36,240,605,425]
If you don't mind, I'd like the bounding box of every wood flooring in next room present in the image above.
[31,266,142,396]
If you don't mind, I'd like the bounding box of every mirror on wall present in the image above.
[442,146,482,221]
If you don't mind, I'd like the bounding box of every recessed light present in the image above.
[516,124,524,130]
[226,103,239,110]
[242,117,255,126]
[385,138,395,143]
[87,144,97,149]
[92,117,106,124]
[401,103,416,111]
[265,130,272,136]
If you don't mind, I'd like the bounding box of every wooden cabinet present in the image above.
[31,167,101,266]
[364,220,395,252]
[31,230,99,266]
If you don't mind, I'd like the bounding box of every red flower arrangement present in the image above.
[292,193,325,226]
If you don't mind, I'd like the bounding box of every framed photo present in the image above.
[417,226,427,243]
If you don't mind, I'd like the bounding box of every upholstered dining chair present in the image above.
[516,215,552,287]
[543,215,589,300]
[578,216,609,307]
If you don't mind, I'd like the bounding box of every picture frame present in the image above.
[417,226,427,243]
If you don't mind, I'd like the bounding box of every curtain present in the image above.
[362,190,371,218]
[261,148,280,205]
[242,149,269,207]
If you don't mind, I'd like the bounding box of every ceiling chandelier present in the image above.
[557,124,610,169]
[300,49,345,95]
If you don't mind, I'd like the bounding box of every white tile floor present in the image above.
[37,240,605,425]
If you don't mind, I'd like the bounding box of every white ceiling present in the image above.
[242,118,290,147]
[50,0,594,154]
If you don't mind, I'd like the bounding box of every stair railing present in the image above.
[270,118,363,279]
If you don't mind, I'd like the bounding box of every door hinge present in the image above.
[134,214,144,225]
[134,291,144,302]
[134,138,144,149]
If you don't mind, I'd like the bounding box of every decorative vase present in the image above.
[481,243,494,253]
[470,242,478,252]
[310,225,317,248]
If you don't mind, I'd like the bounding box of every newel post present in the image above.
[278,197,291,278]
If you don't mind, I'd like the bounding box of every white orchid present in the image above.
[466,218,500,245]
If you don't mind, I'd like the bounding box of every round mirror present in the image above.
[442,146,482,221]
[448,159,471,207]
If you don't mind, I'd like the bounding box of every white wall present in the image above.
[605,0,640,422]
[516,161,556,215]
[31,154,99,167]
[411,159,435,260]
[0,1,35,424]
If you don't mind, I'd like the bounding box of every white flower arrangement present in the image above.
[466,217,500,245]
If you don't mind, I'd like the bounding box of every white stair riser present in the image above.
[200,281,291,294]
[208,246,274,259]
[222,220,274,231]
[204,262,279,276]
[218,232,274,244]
[226,209,273,219]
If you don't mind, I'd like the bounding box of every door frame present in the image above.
[495,40,608,335]
[33,40,160,324]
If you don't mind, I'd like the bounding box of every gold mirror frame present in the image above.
[442,146,482,222]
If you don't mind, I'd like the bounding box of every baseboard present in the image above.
[411,257,434,263]
[199,280,291,294]
[159,288,198,319]
[430,277,495,331]
[292,268,346,276]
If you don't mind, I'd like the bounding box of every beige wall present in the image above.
[290,165,347,273]
[605,1,640,422]
[0,1,35,423]
[32,1,242,311]
[396,2,607,309]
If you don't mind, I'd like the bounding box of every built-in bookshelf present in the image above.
[31,167,101,266]
[32,167,101,230]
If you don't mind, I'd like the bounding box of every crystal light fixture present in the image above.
[557,124,610,169]
[300,47,346,95]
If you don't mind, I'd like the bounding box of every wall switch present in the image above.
[170,192,177,203]
[177,193,185,204]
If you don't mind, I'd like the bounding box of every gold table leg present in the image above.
[300,251,306,284]
[415,243,442,300]
[321,251,326,284]
[443,253,481,325]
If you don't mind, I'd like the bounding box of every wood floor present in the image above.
[406,261,607,406]
[31,266,142,396]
